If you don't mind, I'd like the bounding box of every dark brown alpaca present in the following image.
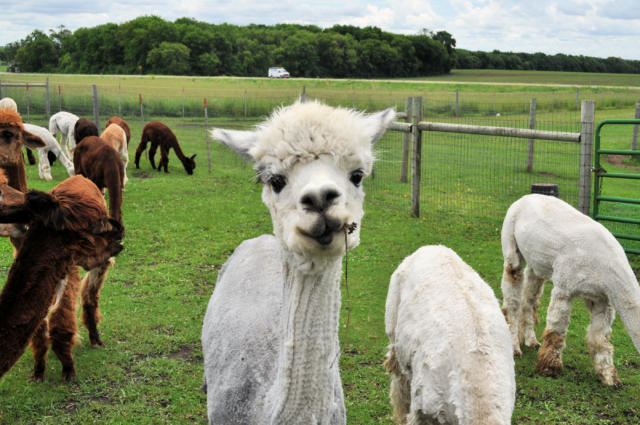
[73,136,124,225]
[135,121,196,174]
[0,175,124,381]
[105,116,131,145]
[73,118,99,145]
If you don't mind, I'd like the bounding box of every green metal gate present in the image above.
[593,119,640,254]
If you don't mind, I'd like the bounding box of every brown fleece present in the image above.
[536,329,566,377]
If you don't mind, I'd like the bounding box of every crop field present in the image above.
[0,70,640,424]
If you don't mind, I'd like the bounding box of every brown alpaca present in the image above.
[73,118,99,145]
[73,136,124,225]
[105,116,131,145]
[135,121,196,174]
[0,175,124,380]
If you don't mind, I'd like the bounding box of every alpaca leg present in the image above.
[537,287,572,377]
[149,142,159,169]
[160,145,170,173]
[29,319,50,382]
[120,149,129,186]
[520,266,545,349]
[38,148,52,181]
[25,147,36,165]
[384,347,411,425]
[501,261,524,355]
[49,269,81,381]
[584,298,622,387]
[81,259,114,347]
[134,139,148,169]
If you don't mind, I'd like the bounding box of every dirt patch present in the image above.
[132,171,151,178]
[538,172,559,179]
[168,346,197,362]
[605,155,640,171]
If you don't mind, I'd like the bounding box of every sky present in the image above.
[2,0,640,60]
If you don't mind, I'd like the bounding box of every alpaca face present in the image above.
[0,124,45,165]
[213,101,395,258]
[183,154,196,175]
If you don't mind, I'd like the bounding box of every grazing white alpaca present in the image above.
[0,97,18,112]
[49,111,79,158]
[501,193,640,386]
[201,101,395,425]
[385,245,515,425]
[23,123,75,181]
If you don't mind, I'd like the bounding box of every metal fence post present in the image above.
[411,96,423,217]
[58,85,62,112]
[0,79,2,98]
[45,77,50,120]
[632,100,640,150]
[579,100,595,215]
[139,94,144,128]
[301,86,307,103]
[92,84,99,126]
[118,84,121,116]
[400,97,412,183]
[526,98,537,173]
[455,90,459,117]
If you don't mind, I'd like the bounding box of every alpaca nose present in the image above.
[300,187,341,213]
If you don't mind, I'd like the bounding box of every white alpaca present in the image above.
[49,111,79,158]
[385,245,515,425]
[0,97,18,112]
[23,123,75,181]
[501,193,640,386]
[201,101,395,425]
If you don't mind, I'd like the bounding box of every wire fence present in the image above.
[0,82,598,224]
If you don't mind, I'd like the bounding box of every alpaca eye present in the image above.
[268,174,287,193]
[349,169,364,187]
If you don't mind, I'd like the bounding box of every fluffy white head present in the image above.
[213,100,395,261]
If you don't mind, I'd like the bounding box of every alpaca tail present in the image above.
[610,289,640,355]
[49,119,58,137]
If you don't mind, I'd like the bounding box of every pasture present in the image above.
[0,70,639,424]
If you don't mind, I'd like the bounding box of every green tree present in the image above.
[14,30,58,72]
[146,42,191,75]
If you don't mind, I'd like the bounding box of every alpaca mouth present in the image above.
[298,216,344,246]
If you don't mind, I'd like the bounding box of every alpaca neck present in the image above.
[3,163,27,192]
[270,252,344,425]
[0,229,72,377]
[171,141,187,161]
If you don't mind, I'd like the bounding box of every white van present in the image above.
[268,67,290,78]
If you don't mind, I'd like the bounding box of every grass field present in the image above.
[0,70,640,424]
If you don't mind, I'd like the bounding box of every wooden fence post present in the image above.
[139,93,144,128]
[118,84,121,116]
[579,100,595,215]
[204,97,211,174]
[400,97,412,183]
[45,77,50,120]
[92,84,99,126]
[526,98,537,173]
[182,88,185,123]
[58,85,62,112]
[411,96,423,218]
[0,79,3,98]
[244,89,248,118]
[455,90,459,117]
[301,86,307,103]
[26,82,30,122]
[632,100,640,150]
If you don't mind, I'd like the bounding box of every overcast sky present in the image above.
[2,0,639,60]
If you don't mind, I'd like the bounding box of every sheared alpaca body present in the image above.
[0,98,18,111]
[101,124,129,186]
[105,116,131,146]
[23,123,75,181]
[49,111,79,158]
[202,101,395,424]
[385,245,515,425]
[73,136,124,225]
[501,194,640,386]
[74,118,99,145]
[0,175,124,380]
[135,121,196,174]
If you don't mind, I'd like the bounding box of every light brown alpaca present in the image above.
[101,123,129,186]
[0,175,124,381]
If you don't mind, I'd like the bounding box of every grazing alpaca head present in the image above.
[74,118,99,145]
[181,154,196,175]
[213,100,394,263]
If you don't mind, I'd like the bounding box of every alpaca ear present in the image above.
[90,217,124,237]
[211,129,258,160]
[21,129,47,149]
[364,107,396,146]
[190,154,197,160]
[24,190,65,227]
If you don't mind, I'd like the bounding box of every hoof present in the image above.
[28,373,45,383]
[62,368,76,381]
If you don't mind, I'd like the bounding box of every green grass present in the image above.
[0,71,640,423]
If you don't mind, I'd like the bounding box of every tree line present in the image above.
[0,16,456,78]
[1,16,638,77]
[456,48,640,74]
